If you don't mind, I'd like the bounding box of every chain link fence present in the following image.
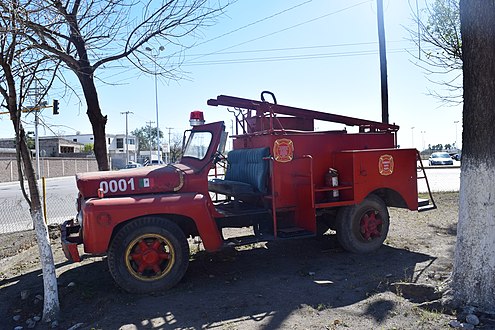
[0,157,97,233]
[0,178,76,234]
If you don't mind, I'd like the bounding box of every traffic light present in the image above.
[53,99,59,115]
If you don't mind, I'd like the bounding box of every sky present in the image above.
[0,0,463,151]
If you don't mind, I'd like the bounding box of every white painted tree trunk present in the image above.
[455,0,495,314]
[452,163,495,313]
[32,208,60,322]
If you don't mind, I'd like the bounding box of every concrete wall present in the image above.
[0,157,99,183]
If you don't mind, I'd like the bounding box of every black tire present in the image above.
[108,217,189,294]
[336,195,389,253]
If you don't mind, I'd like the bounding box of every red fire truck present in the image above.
[62,91,435,293]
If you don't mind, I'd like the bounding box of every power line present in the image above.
[183,47,428,67]
[181,41,406,58]
[186,0,373,63]
[192,0,313,49]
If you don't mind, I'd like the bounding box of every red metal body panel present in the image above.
[233,131,398,207]
[335,148,419,209]
[71,121,226,257]
[76,165,184,198]
[81,193,223,254]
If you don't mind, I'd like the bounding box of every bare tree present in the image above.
[0,3,59,324]
[452,0,495,313]
[2,0,228,170]
[408,0,462,104]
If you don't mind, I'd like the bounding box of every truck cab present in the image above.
[62,91,435,293]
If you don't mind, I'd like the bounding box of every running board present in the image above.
[224,234,274,247]
[277,227,314,239]
[418,198,437,212]
[418,204,437,212]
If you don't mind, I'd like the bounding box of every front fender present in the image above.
[82,193,222,254]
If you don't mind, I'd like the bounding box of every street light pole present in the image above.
[421,130,426,151]
[146,120,155,160]
[146,46,164,163]
[121,111,133,164]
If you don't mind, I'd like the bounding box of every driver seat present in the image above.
[208,147,270,200]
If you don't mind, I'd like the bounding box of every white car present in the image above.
[428,152,454,166]
[125,161,143,169]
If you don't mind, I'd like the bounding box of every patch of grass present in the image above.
[412,306,443,324]
[314,303,331,311]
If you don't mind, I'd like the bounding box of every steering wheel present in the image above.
[214,151,228,164]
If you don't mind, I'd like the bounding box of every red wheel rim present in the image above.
[359,210,383,240]
[125,234,175,281]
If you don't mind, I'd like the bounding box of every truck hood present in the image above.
[76,164,189,199]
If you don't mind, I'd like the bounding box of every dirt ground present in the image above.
[0,192,493,329]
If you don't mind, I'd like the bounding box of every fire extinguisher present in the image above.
[325,168,339,201]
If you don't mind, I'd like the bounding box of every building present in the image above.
[64,133,138,169]
[0,137,84,157]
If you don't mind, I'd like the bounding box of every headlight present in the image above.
[76,210,83,227]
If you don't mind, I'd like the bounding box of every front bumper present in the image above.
[61,219,82,262]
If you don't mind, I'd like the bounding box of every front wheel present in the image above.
[108,217,189,293]
[336,195,389,253]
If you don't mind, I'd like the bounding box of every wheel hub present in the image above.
[130,238,170,276]
[360,211,382,240]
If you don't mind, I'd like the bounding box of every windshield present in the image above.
[182,131,212,160]
[432,153,450,158]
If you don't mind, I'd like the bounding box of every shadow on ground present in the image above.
[0,235,435,329]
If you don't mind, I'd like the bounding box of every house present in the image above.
[64,133,138,169]
[0,137,84,157]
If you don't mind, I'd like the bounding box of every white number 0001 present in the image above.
[99,178,135,193]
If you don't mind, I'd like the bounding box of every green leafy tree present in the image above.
[83,143,94,152]
[131,126,164,152]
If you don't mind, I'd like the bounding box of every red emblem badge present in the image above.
[379,154,394,176]
[273,139,294,163]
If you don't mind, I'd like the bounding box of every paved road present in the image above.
[0,167,461,234]
[418,167,461,193]
[0,177,76,233]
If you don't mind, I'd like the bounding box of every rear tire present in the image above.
[336,195,389,253]
[108,217,189,294]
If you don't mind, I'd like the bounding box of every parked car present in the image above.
[451,153,461,161]
[125,161,142,169]
[145,159,165,166]
[429,152,454,166]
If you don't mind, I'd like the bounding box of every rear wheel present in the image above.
[108,217,189,293]
[336,195,389,253]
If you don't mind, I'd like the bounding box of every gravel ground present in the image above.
[1,192,494,329]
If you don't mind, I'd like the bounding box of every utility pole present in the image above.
[146,120,155,160]
[121,111,133,164]
[165,127,173,163]
[377,0,389,124]
[27,86,43,180]
[146,46,165,163]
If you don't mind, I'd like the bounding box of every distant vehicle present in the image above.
[429,152,454,166]
[451,153,461,161]
[147,159,165,166]
[125,161,142,169]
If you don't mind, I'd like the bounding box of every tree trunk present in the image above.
[18,126,60,322]
[78,73,110,171]
[453,0,495,313]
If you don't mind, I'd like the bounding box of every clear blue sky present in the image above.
[0,0,462,150]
